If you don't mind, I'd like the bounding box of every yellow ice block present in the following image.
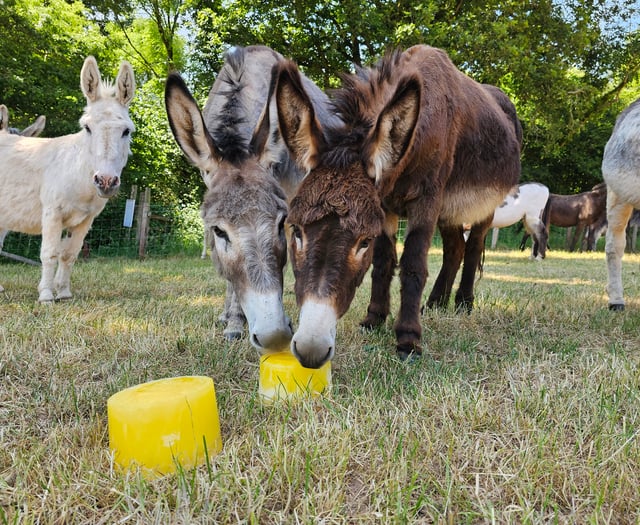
[107,376,222,477]
[259,352,331,404]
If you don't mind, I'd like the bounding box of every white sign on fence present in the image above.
[123,199,136,228]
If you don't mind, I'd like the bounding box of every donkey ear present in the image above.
[80,56,102,103]
[115,61,136,106]
[20,115,46,137]
[274,61,326,173]
[0,105,8,132]
[367,76,421,187]
[165,72,222,188]
[249,69,283,169]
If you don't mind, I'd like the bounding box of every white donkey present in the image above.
[0,104,47,257]
[490,182,550,259]
[0,104,46,137]
[602,98,640,311]
[0,56,135,301]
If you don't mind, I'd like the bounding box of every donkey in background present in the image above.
[0,104,46,137]
[602,98,640,311]
[524,182,608,257]
[0,56,135,302]
[489,182,549,259]
[165,45,341,351]
[0,105,47,259]
[268,45,521,368]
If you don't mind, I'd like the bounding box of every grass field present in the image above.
[1,248,640,524]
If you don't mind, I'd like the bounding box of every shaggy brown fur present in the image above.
[275,45,522,367]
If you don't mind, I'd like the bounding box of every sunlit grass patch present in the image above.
[1,249,640,522]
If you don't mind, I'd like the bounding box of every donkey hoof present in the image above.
[359,313,386,330]
[56,291,73,301]
[454,302,474,314]
[38,291,55,303]
[396,349,422,362]
[396,342,422,362]
[609,303,625,312]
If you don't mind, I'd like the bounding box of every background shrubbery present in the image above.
[1,1,639,253]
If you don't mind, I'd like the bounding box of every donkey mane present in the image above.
[320,127,370,169]
[97,79,121,99]
[332,48,411,128]
[323,48,422,174]
[209,48,252,164]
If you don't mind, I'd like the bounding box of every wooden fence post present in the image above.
[137,187,151,259]
[490,227,499,249]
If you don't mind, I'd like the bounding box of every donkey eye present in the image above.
[358,238,372,251]
[291,225,301,240]
[278,215,287,236]
[122,128,131,137]
[84,125,92,134]
[291,225,303,250]
[213,226,229,242]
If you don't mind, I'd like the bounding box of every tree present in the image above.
[83,0,189,79]
[0,0,109,136]
[189,0,639,193]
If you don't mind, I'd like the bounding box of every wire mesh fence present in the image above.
[0,192,204,265]
[1,193,612,268]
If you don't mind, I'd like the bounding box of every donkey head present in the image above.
[80,56,135,199]
[165,73,293,352]
[0,104,46,137]
[272,61,420,368]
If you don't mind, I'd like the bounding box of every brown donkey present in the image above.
[264,45,522,368]
[526,182,608,256]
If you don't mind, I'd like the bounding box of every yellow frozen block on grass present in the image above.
[259,352,331,404]
[108,376,222,477]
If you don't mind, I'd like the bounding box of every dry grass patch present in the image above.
[1,250,640,523]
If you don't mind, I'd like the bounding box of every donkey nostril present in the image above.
[252,334,262,348]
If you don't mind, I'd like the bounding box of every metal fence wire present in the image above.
[1,195,610,266]
[1,193,204,263]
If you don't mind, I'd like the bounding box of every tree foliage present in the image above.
[1,0,639,202]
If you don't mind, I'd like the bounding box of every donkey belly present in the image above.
[0,183,43,235]
[491,203,522,228]
[440,186,508,227]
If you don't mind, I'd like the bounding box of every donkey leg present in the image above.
[0,229,8,251]
[528,217,548,260]
[536,223,549,260]
[569,225,584,252]
[454,218,491,312]
[361,213,398,329]
[426,224,465,309]
[0,230,5,291]
[38,215,64,302]
[605,192,633,310]
[54,217,95,300]
[221,281,246,340]
[395,221,436,359]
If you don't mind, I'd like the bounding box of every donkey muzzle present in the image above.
[94,173,120,197]
[290,300,337,369]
